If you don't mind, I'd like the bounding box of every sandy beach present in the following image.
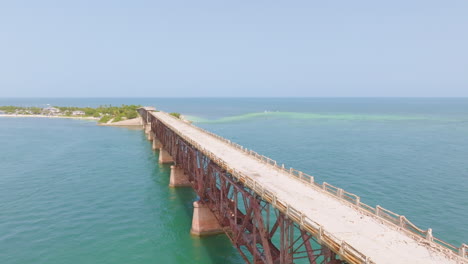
[98,117,143,126]
[0,114,144,128]
[0,114,99,120]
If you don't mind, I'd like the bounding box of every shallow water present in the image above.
[0,118,242,264]
[1,98,467,263]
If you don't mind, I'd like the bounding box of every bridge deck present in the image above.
[152,111,458,264]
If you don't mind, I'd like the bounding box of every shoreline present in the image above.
[98,117,143,127]
[0,114,99,120]
[0,114,144,128]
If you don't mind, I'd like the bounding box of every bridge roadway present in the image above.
[151,111,461,264]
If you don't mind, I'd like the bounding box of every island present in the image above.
[0,104,184,126]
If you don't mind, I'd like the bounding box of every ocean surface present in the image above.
[0,98,467,263]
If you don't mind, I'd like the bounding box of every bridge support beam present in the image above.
[152,137,162,150]
[190,201,223,236]
[170,165,191,187]
[144,123,152,136]
[147,131,153,141]
[158,148,174,164]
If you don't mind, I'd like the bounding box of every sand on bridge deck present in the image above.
[152,111,462,264]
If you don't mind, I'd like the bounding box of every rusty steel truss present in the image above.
[143,111,344,264]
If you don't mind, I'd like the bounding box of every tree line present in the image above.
[0,104,142,123]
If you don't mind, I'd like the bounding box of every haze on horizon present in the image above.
[0,1,467,98]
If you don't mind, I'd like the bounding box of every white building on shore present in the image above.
[72,110,85,116]
[42,107,61,115]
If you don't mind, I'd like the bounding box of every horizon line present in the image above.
[1,96,468,99]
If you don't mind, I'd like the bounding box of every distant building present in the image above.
[72,110,85,116]
[42,107,61,115]
[0,110,5,114]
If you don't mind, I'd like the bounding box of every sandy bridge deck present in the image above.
[152,111,461,264]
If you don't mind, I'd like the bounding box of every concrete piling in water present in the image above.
[190,201,223,236]
[144,124,153,140]
[158,148,174,164]
[144,123,151,136]
[169,165,191,187]
[152,137,162,150]
[147,131,153,141]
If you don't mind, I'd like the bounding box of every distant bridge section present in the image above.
[138,107,467,264]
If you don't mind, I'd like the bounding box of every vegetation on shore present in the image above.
[0,104,141,123]
[0,106,43,114]
[169,112,181,119]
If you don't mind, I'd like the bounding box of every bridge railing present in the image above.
[231,167,374,264]
[156,111,467,262]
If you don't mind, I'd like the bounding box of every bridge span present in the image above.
[138,107,467,264]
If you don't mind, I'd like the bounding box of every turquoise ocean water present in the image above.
[0,98,467,263]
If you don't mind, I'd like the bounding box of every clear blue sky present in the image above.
[1,0,467,97]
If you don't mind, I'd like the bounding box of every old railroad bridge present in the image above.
[137,107,467,264]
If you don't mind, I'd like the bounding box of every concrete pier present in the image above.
[147,130,153,141]
[170,165,191,187]
[152,137,162,150]
[144,123,151,137]
[158,148,174,164]
[190,201,223,236]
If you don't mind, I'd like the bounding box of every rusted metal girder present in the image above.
[145,111,345,264]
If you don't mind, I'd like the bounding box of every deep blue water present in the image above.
[1,98,467,263]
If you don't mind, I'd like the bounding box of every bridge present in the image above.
[137,107,467,264]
